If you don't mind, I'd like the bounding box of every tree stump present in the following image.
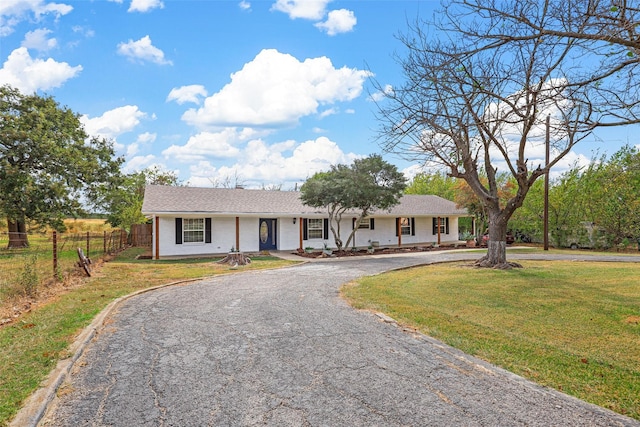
[217,252,251,266]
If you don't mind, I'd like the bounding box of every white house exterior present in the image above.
[141,185,469,259]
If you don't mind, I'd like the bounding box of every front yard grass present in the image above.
[0,248,297,426]
[342,260,640,420]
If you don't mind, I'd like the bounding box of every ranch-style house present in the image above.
[141,185,470,259]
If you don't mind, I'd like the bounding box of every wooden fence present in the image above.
[0,228,151,299]
[130,224,152,247]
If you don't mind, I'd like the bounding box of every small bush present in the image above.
[18,253,39,297]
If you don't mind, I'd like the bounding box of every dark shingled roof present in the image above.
[141,185,468,217]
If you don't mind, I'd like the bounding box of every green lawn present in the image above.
[0,248,298,426]
[342,260,640,420]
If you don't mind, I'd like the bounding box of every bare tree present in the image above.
[207,169,246,189]
[376,0,640,268]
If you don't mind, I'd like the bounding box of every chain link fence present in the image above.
[0,230,131,302]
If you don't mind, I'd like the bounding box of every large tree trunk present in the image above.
[7,218,29,248]
[475,212,521,269]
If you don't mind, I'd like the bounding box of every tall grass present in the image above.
[0,220,123,306]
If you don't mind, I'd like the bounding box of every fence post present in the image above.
[103,230,107,254]
[52,231,58,278]
[86,231,90,257]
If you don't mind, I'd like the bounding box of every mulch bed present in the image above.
[295,245,471,258]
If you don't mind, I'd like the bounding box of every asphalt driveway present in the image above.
[37,251,640,426]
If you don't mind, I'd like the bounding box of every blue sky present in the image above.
[1,0,638,189]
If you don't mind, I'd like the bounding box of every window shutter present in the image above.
[411,217,416,236]
[370,218,375,230]
[303,219,308,240]
[205,218,212,243]
[175,218,183,244]
[323,219,329,239]
[395,217,400,236]
[432,218,437,235]
[445,217,450,234]
[352,218,356,230]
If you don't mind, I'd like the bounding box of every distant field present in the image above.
[0,218,114,234]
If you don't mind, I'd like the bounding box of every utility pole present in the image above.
[544,115,550,251]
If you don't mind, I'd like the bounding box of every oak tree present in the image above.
[0,86,123,247]
[300,154,406,251]
[100,166,181,232]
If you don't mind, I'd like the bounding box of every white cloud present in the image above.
[0,0,73,36]
[21,28,57,51]
[319,107,337,118]
[72,25,95,38]
[181,49,372,128]
[270,0,330,20]
[117,35,172,65]
[487,148,592,181]
[126,143,140,157]
[239,1,251,11]
[80,105,147,140]
[315,8,356,35]
[185,135,361,188]
[167,85,208,105]
[370,84,394,102]
[122,154,158,173]
[0,47,81,92]
[128,0,163,13]
[135,131,157,144]
[162,129,245,162]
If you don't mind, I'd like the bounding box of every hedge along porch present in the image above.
[141,185,469,259]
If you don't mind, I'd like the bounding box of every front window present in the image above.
[358,218,371,229]
[436,217,446,234]
[400,217,411,235]
[307,218,323,239]
[183,218,204,243]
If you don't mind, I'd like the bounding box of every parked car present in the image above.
[558,222,611,250]
[479,231,515,246]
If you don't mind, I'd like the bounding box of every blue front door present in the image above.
[259,218,277,251]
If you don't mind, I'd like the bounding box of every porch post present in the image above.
[437,216,441,245]
[299,217,303,250]
[235,217,240,251]
[397,218,402,247]
[154,216,159,260]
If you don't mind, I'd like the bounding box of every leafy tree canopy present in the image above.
[0,85,123,247]
[100,166,182,231]
[300,154,406,250]
[405,172,457,201]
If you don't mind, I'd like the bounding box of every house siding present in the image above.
[152,214,463,258]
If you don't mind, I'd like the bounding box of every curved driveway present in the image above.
[42,251,640,426]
